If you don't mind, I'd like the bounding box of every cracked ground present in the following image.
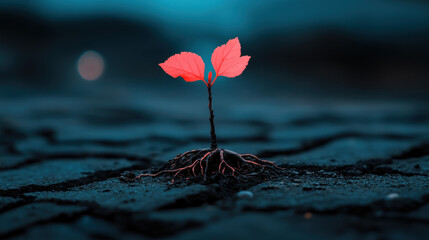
[0,87,428,240]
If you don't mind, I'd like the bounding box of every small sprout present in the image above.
[136,37,283,183]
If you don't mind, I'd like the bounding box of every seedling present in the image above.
[136,37,282,183]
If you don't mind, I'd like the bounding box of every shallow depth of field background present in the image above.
[1,0,429,102]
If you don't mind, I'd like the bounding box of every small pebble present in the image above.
[292,179,302,183]
[385,193,400,200]
[237,191,254,199]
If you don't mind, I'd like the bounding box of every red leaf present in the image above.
[159,52,205,82]
[211,37,251,79]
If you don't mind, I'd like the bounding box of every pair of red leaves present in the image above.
[159,37,251,86]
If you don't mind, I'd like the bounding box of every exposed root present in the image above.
[135,148,284,184]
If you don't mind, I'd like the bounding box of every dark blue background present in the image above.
[1,0,429,100]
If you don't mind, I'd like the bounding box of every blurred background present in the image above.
[1,0,429,101]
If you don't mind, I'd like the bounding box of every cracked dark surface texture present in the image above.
[1,88,428,240]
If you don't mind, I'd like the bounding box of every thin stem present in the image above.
[202,79,208,87]
[210,75,218,86]
[207,85,217,150]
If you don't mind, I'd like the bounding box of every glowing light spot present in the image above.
[77,50,104,81]
[304,212,312,219]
